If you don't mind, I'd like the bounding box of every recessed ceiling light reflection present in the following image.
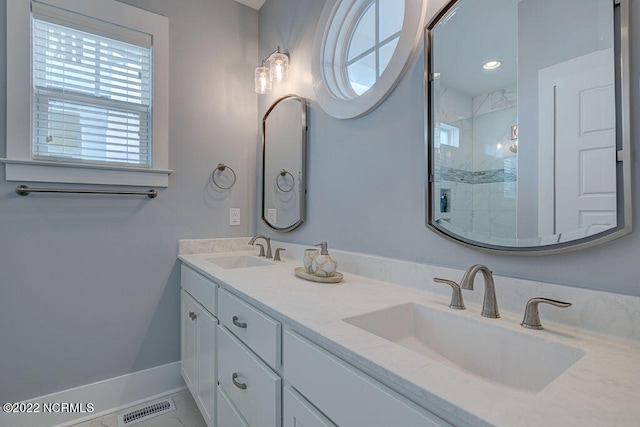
[483,60,501,70]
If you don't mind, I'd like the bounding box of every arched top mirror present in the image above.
[426,0,632,255]
[262,95,307,232]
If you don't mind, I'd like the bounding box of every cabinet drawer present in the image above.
[283,331,451,427]
[181,265,217,315]
[218,325,281,427]
[218,288,281,368]
[217,385,249,427]
[284,386,335,427]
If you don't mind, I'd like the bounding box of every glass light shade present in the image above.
[255,66,272,94]
[268,52,289,83]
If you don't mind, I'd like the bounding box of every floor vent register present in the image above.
[117,398,176,426]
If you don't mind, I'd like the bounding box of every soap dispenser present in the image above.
[311,242,338,277]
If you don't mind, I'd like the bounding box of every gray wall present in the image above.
[0,0,258,402]
[256,0,640,297]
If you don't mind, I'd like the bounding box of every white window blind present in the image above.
[32,6,153,167]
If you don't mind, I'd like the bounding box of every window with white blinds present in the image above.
[32,10,153,167]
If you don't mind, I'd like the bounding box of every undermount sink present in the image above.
[344,303,584,392]
[205,255,273,269]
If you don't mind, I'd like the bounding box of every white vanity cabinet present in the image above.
[283,331,452,427]
[217,288,282,427]
[181,266,217,427]
[180,261,449,427]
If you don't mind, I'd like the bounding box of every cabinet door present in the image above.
[217,385,249,427]
[196,307,216,426]
[283,386,336,427]
[182,290,217,427]
[181,290,198,395]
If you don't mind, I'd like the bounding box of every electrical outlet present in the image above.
[267,209,277,225]
[229,208,240,226]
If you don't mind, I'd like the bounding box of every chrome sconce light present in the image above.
[255,46,289,94]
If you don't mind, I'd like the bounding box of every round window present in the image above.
[312,0,427,119]
[347,0,404,96]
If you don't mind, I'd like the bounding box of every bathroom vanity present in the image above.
[180,263,444,426]
[179,238,640,427]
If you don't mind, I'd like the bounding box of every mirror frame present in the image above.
[261,95,307,232]
[425,0,632,255]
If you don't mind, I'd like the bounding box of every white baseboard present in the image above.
[0,361,185,427]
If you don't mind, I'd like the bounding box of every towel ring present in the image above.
[212,163,236,190]
[276,169,295,193]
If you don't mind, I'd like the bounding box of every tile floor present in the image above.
[69,388,207,427]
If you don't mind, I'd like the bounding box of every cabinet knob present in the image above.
[232,315,247,329]
[189,311,197,320]
[232,372,247,390]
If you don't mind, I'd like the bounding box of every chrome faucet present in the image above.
[460,264,499,318]
[248,235,272,259]
[521,298,572,330]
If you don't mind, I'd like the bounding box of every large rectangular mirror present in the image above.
[426,0,631,254]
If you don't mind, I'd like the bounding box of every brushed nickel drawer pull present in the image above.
[232,372,247,390]
[232,315,247,329]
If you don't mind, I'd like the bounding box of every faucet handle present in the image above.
[255,243,265,257]
[274,248,286,261]
[521,298,572,330]
[434,278,465,310]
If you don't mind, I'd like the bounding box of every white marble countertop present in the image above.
[179,246,640,427]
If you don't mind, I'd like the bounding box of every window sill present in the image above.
[0,158,172,187]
